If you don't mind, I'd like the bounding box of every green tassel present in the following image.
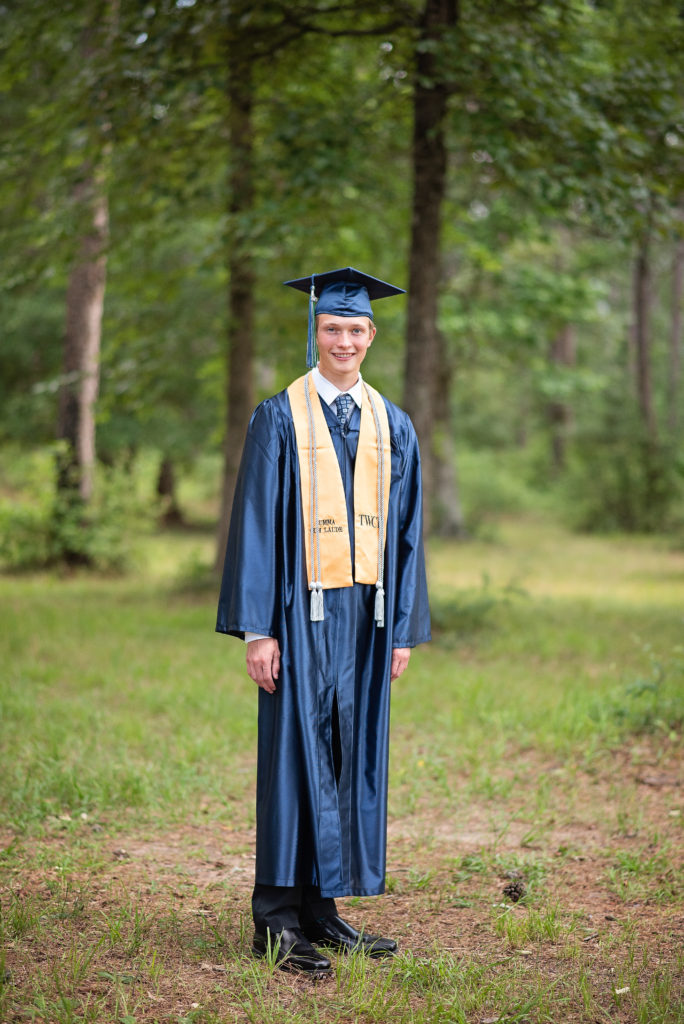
[306,281,318,369]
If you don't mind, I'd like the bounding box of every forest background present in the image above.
[1,0,683,564]
[1,2,684,1023]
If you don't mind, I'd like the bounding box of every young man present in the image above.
[216,267,430,976]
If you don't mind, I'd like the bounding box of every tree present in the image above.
[403,0,458,533]
[1,1,119,560]
[213,1,417,571]
[632,229,657,440]
[669,222,683,435]
[57,186,109,505]
[214,10,257,572]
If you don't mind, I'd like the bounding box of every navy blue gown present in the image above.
[216,387,430,899]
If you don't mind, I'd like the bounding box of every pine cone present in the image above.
[502,878,526,902]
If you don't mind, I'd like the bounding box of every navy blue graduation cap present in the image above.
[284,266,405,368]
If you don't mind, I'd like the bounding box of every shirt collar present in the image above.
[312,366,364,408]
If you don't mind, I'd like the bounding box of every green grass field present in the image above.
[1,517,682,1023]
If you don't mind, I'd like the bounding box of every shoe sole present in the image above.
[308,939,397,958]
[252,945,332,977]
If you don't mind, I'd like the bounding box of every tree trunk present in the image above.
[433,329,465,536]
[633,234,657,440]
[403,0,458,535]
[668,233,683,435]
[57,188,108,504]
[547,324,576,473]
[214,41,256,573]
[55,1,116,567]
[157,455,184,526]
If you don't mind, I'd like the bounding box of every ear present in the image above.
[368,323,377,345]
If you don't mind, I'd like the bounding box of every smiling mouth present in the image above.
[332,352,354,359]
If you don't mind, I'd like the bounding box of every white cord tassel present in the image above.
[310,582,324,621]
[305,373,324,623]
[365,384,387,630]
[374,581,385,627]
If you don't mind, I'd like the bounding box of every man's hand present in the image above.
[246,637,281,694]
[391,647,411,681]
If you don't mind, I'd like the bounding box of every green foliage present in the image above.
[455,448,547,535]
[441,0,684,236]
[0,448,153,572]
[565,403,684,533]
[98,218,225,462]
[0,288,65,445]
[1,0,683,559]
[430,575,526,639]
[590,644,684,737]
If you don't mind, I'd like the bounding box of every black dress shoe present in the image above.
[252,927,332,975]
[302,915,397,957]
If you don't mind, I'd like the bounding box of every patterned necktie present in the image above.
[334,393,354,427]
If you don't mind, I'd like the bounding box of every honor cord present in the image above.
[304,373,324,620]
[364,384,386,627]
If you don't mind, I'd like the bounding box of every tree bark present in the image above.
[433,329,465,536]
[633,234,657,440]
[403,0,458,535]
[547,324,576,474]
[55,1,116,565]
[668,233,683,435]
[57,187,108,504]
[214,39,256,573]
[157,455,184,526]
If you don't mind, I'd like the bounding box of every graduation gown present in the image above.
[216,387,430,898]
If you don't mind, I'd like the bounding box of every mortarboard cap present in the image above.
[284,266,405,368]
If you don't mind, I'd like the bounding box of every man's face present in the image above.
[316,314,376,388]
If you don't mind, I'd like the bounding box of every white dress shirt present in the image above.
[245,369,363,644]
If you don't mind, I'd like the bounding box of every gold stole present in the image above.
[287,373,391,622]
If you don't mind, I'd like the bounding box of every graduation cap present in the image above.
[284,267,405,368]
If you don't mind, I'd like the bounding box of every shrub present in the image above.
[431,575,527,640]
[564,397,684,534]
[589,645,684,737]
[0,454,153,572]
[456,448,548,537]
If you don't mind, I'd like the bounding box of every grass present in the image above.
[1,514,683,1022]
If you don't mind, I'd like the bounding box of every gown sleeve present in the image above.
[391,419,432,649]
[215,401,282,640]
